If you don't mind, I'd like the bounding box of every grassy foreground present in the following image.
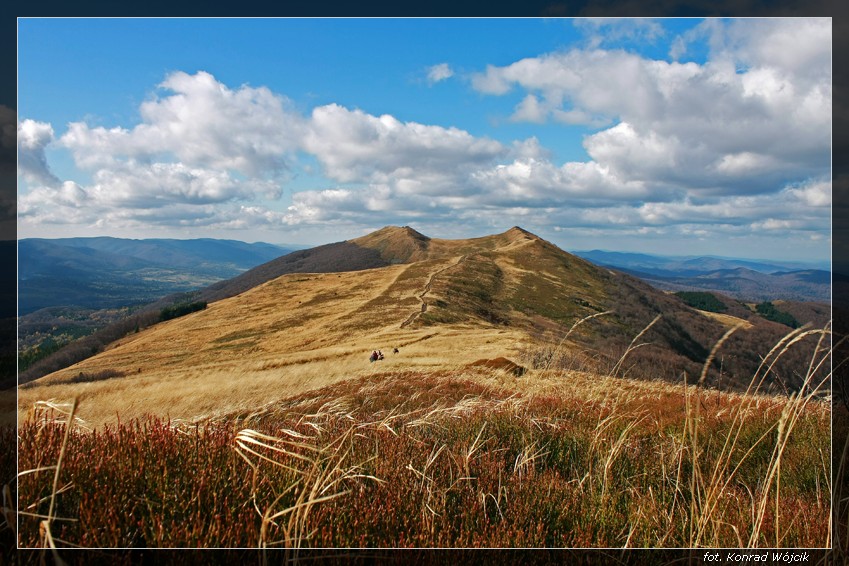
[17,357,830,550]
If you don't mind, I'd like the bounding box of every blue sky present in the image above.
[17,18,831,261]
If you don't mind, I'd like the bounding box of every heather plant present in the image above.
[16,324,831,550]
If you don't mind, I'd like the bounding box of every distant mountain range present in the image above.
[20,240,829,316]
[19,237,295,314]
[573,250,830,303]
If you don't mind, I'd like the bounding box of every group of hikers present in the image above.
[369,347,399,362]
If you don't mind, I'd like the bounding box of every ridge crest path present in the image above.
[400,255,467,328]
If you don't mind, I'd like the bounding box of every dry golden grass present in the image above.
[13,228,833,550]
[19,260,530,427]
[17,228,825,434]
[15,319,831,549]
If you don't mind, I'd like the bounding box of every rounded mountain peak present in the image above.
[501,226,541,242]
[350,225,431,263]
[361,225,429,240]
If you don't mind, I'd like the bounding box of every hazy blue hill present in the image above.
[671,267,830,302]
[575,250,829,275]
[573,250,675,272]
[773,269,831,284]
[24,237,289,275]
[20,240,158,279]
[573,250,830,303]
[18,237,293,314]
[676,257,799,273]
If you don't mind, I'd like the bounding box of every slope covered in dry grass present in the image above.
[18,257,528,426]
[19,226,827,426]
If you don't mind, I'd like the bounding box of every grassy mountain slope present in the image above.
[20,226,828,426]
[199,240,390,303]
[15,228,833,551]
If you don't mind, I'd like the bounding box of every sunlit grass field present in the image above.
[16,259,531,427]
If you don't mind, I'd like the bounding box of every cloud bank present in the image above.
[18,19,830,253]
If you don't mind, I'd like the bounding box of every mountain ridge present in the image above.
[574,249,829,273]
[197,225,546,303]
[21,226,828,422]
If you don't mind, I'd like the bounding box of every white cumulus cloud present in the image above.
[17,23,831,251]
[18,119,60,186]
[302,103,506,191]
[471,19,831,201]
[61,71,303,177]
[21,71,304,232]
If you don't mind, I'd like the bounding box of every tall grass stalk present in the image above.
[748,328,832,547]
[234,423,382,562]
[38,397,79,565]
[406,442,449,537]
[600,417,643,499]
[682,324,831,548]
[461,423,488,480]
[686,324,743,546]
[543,310,613,372]
[512,440,548,483]
[744,325,819,397]
[611,314,661,378]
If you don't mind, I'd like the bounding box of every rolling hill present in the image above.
[619,266,831,303]
[574,250,830,303]
[574,249,830,274]
[19,237,293,314]
[19,226,828,426]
